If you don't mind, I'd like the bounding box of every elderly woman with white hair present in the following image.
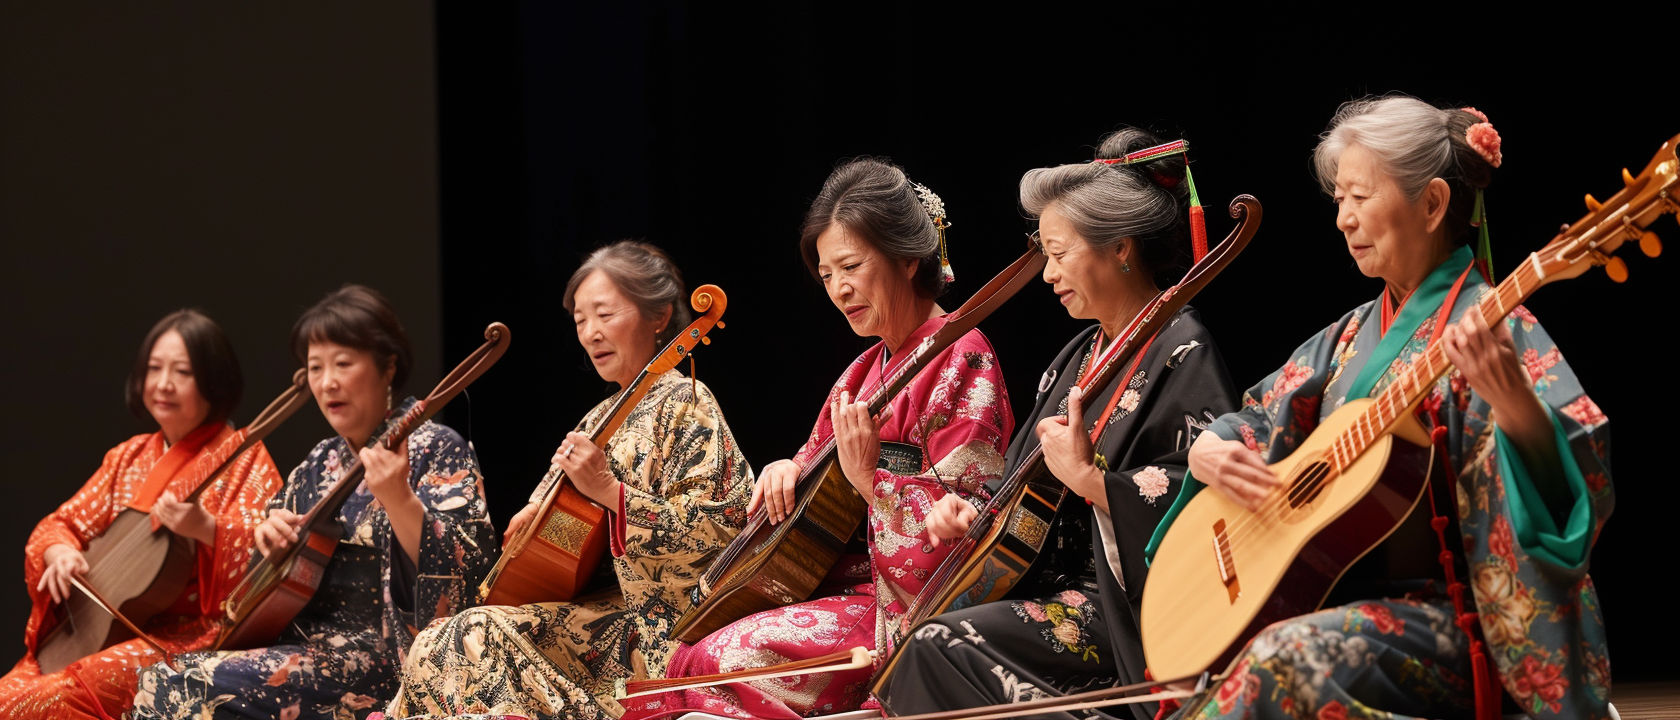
[1154,96,1613,719]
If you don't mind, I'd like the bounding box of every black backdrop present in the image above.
[433,5,1677,680]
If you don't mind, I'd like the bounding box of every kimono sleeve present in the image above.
[868,337,1012,602]
[527,405,605,505]
[611,380,754,565]
[198,441,285,616]
[1100,324,1238,592]
[1461,309,1611,569]
[404,423,498,629]
[25,439,135,592]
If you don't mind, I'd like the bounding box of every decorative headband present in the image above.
[1091,138,1209,263]
[910,181,955,283]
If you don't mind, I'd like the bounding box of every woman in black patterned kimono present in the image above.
[877,128,1239,720]
[384,241,754,720]
[131,285,499,720]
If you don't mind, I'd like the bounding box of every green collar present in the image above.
[1345,245,1476,401]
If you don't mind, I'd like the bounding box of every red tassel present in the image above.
[1189,205,1208,264]
[1426,422,1503,720]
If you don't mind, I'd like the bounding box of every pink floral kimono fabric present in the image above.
[660,318,1014,719]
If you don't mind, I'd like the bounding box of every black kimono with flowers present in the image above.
[878,307,1237,720]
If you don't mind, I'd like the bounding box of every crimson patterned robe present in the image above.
[658,317,1013,719]
[0,423,283,720]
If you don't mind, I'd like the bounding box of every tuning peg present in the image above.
[1624,168,1638,186]
[700,336,711,345]
[1585,194,1603,212]
[1641,230,1662,258]
[717,321,725,329]
[1604,255,1629,283]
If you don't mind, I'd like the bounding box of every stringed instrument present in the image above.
[1142,135,1677,681]
[870,195,1261,693]
[36,369,312,675]
[672,250,1047,644]
[479,285,729,606]
[217,322,510,650]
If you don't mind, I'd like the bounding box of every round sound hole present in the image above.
[1285,460,1334,509]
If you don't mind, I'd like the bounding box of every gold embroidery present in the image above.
[1009,508,1050,551]
[539,511,592,555]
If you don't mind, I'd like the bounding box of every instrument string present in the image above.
[1183,258,1549,597]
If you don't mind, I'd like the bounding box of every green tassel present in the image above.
[1472,189,1495,282]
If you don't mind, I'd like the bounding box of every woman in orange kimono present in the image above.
[0,309,284,720]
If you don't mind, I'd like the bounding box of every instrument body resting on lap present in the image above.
[218,322,509,650]
[877,195,1260,673]
[672,249,1045,644]
[481,285,729,606]
[37,371,310,673]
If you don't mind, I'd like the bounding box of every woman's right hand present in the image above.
[253,508,304,559]
[1187,432,1279,512]
[925,494,978,548]
[747,459,801,524]
[37,544,88,605]
[505,502,540,543]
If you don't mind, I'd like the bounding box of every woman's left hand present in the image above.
[833,390,888,502]
[152,490,216,546]
[361,438,419,512]
[1036,385,1108,512]
[555,431,620,508]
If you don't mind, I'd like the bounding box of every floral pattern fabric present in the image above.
[1162,258,1613,720]
[385,371,753,720]
[0,425,283,720]
[131,398,498,720]
[653,320,1013,719]
[878,588,1118,719]
[878,308,1237,720]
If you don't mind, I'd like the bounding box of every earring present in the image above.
[386,386,393,411]
[1122,262,1131,274]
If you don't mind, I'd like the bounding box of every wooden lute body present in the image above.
[872,195,1262,692]
[1142,134,1677,681]
[35,370,312,674]
[217,322,509,650]
[1142,399,1435,679]
[671,249,1047,644]
[480,285,729,606]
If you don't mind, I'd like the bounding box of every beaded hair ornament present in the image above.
[1094,139,1209,263]
[1461,107,1503,281]
[910,181,955,283]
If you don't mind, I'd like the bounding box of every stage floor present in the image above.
[1616,682,1680,720]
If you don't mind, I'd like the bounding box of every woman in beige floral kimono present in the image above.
[384,240,754,720]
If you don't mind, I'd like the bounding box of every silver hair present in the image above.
[563,240,691,346]
[1312,95,1495,243]
[1315,96,1460,199]
[1019,127,1188,286]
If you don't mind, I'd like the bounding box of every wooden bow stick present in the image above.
[619,647,876,699]
[68,577,177,671]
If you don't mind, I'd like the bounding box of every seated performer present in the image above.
[660,158,1015,719]
[0,310,283,720]
[1159,97,1612,719]
[383,241,754,719]
[131,285,498,720]
[876,128,1239,720]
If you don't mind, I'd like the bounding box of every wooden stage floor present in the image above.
[1616,682,1680,720]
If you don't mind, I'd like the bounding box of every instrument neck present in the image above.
[1333,258,1540,468]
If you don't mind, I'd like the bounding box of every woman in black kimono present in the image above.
[876,128,1238,720]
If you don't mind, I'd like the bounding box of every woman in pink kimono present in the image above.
[660,158,1014,718]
